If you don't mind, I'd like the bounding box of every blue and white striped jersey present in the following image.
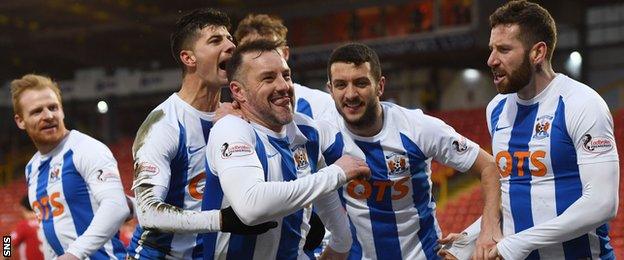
[487,74,618,259]
[202,113,347,260]
[294,83,335,120]
[25,130,127,259]
[324,102,480,260]
[128,93,216,259]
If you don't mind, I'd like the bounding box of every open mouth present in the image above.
[41,124,57,132]
[343,102,363,113]
[218,60,227,71]
[492,71,506,85]
[270,95,291,107]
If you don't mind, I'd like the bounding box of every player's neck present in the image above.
[35,129,69,155]
[517,64,556,100]
[179,75,221,112]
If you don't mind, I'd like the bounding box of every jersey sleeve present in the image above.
[67,136,130,259]
[317,119,344,166]
[206,115,261,175]
[566,95,619,164]
[131,109,179,189]
[417,112,480,172]
[73,137,125,195]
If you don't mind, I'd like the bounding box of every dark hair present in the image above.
[327,43,382,82]
[170,8,231,72]
[234,14,288,46]
[226,39,281,82]
[21,195,32,211]
[490,0,557,61]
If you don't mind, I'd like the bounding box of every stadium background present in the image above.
[0,0,623,258]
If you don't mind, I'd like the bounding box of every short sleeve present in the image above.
[73,136,125,196]
[316,119,344,166]
[130,110,180,190]
[418,113,480,172]
[206,115,262,175]
[566,96,619,164]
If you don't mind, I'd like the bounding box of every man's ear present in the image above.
[281,46,290,61]
[230,81,247,103]
[180,50,197,68]
[14,114,25,130]
[530,42,547,65]
[377,76,386,97]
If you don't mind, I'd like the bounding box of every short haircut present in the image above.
[327,43,382,82]
[234,14,288,46]
[11,74,62,116]
[170,8,231,72]
[226,39,281,83]
[490,0,557,61]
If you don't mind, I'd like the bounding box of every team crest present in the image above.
[385,152,410,176]
[533,115,553,140]
[49,163,61,183]
[292,145,310,171]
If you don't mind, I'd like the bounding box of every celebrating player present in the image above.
[202,39,371,259]
[12,74,130,260]
[127,8,276,259]
[440,1,619,259]
[234,13,335,119]
[324,43,503,260]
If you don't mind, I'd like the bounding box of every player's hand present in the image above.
[437,233,462,259]
[220,206,278,234]
[334,155,370,181]
[215,102,246,122]
[57,253,80,260]
[438,249,459,260]
[319,245,348,260]
[473,226,502,260]
[486,245,502,260]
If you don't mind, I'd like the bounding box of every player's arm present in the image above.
[465,149,502,260]
[420,113,501,260]
[315,119,352,256]
[494,98,619,260]
[132,111,221,233]
[494,161,618,259]
[210,116,370,226]
[63,141,130,259]
[315,191,352,257]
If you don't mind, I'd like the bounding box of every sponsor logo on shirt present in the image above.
[452,136,468,154]
[385,152,410,176]
[221,142,253,159]
[581,134,614,153]
[135,162,159,176]
[96,169,119,182]
[292,145,310,171]
[533,115,553,140]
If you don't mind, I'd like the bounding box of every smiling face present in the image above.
[236,50,294,131]
[14,87,68,152]
[186,25,235,86]
[328,61,384,129]
[487,24,532,94]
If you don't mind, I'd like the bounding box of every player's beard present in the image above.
[338,95,380,130]
[496,52,532,94]
[29,121,68,150]
[248,92,294,129]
